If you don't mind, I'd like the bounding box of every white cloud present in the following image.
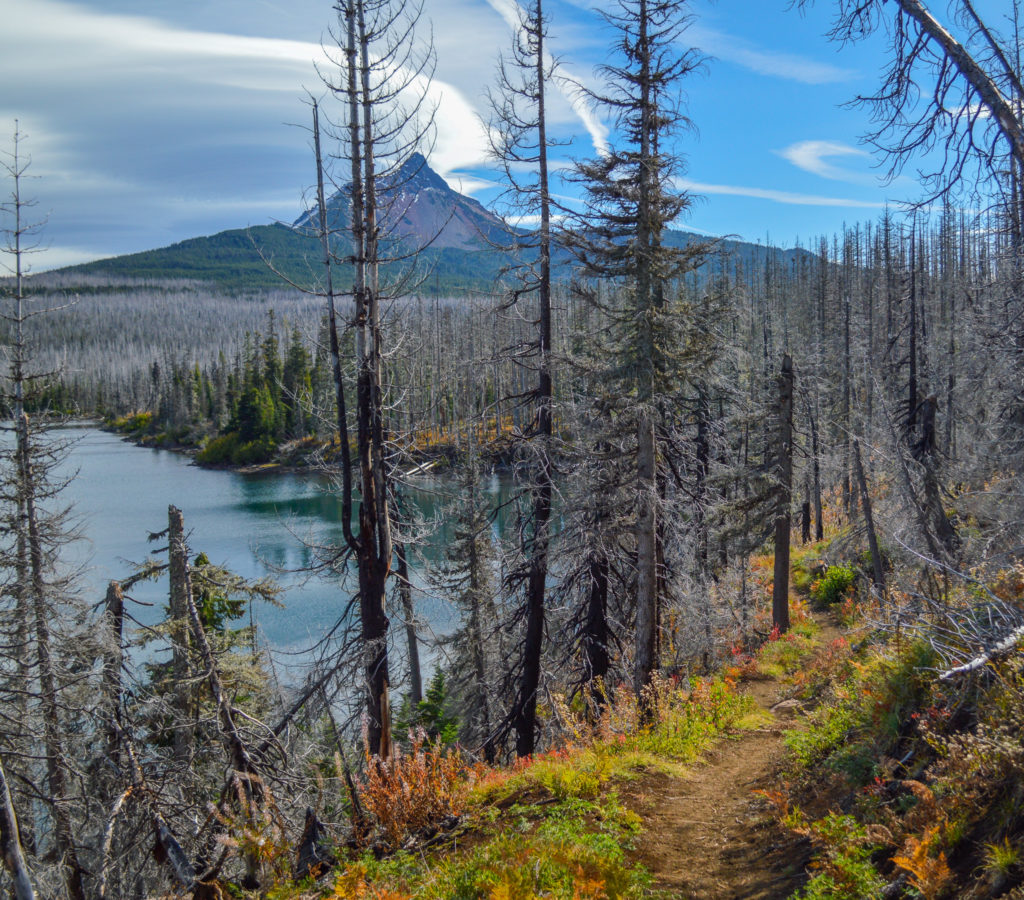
[778,140,874,182]
[1,0,494,213]
[947,102,992,121]
[5,0,313,60]
[479,0,609,155]
[677,177,887,209]
[443,173,500,196]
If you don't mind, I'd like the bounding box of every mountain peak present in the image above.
[294,153,506,251]
[390,152,450,193]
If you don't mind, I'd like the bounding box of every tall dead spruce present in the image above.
[486,0,557,758]
[1,124,86,900]
[316,0,435,759]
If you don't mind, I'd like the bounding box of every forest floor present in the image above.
[623,616,845,899]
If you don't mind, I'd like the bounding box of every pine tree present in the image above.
[567,0,711,709]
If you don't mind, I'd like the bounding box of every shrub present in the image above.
[198,431,240,464]
[892,826,953,899]
[811,565,856,606]
[198,432,276,465]
[111,410,154,434]
[233,435,277,465]
[983,837,1020,878]
[786,812,887,900]
[356,734,479,848]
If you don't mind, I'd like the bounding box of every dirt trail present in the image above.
[626,620,843,899]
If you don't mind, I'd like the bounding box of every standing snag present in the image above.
[772,354,794,635]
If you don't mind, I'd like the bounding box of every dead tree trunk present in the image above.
[913,396,958,556]
[808,404,824,541]
[772,355,794,634]
[348,0,393,760]
[101,581,125,766]
[168,505,195,764]
[17,412,85,900]
[853,440,887,602]
[114,720,197,893]
[583,550,610,712]
[635,412,659,704]
[0,752,35,900]
[170,506,261,793]
[395,542,422,707]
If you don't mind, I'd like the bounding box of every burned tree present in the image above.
[0,123,87,900]
[772,354,794,634]
[486,0,558,757]
[314,0,436,758]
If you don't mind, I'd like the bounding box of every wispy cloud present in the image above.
[778,140,873,182]
[2,0,322,78]
[678,177,887,209]
[688,24,856,85]
[479,0,609,155]
[443,173,500,196]
[2,0,492,200]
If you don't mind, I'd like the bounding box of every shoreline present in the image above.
[98,419,508,478]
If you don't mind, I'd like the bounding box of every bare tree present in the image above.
[486,0,559,758]
[316,0,436,759]
[772,354,794,633]
[0,122,88,900]
[0,751,35,900]
[801,0,1024,220]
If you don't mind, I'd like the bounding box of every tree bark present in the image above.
[18,412,85,900]
[584,550,610,712]
[809,408,824,541]
[509,0,554,760]
[168,505,194,764]
[0,752,35,900]
[635,412,659,702]
[853,440,887,601]
[772,355,794,634]
[357,0,393,761]
[395,542,422,707]
[101,581,124,766]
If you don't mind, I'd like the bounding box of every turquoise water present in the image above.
[51,426,507,671]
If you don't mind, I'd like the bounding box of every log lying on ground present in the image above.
[938,624,1024,680]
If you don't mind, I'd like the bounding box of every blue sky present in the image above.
[0,0,959,270]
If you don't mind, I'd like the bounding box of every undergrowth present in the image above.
[770,594,1024,900]
[265,672,757,899]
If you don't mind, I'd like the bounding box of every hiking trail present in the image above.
[625,618,844,899]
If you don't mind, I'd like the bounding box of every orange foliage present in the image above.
[893,826,953,900]
[357,733,482,848]
[329,863,412,899]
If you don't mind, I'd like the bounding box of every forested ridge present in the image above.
[3,0,1024,897]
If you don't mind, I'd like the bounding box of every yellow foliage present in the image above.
[329,863,412,899]
[892,827,953,900]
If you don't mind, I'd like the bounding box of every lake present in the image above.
[49,426,509,676]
